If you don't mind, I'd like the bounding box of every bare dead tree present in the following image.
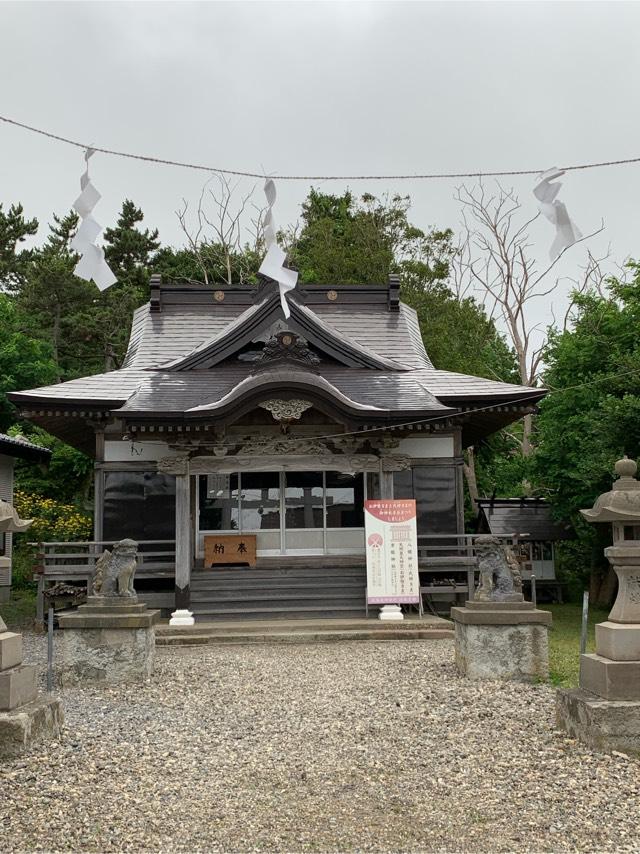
[553,247,613,331]
[177,181,212,284]
[454,181,603,457]
[177,174,259,285]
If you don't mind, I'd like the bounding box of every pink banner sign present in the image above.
[365,499,420,605]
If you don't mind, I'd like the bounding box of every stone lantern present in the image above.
[556,457,640,755]
[0,501,63,758]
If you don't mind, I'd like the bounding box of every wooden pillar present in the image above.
[453,428,465,535]
[93,424,105,542]
[380,468,394,499]
[175,473,192,609]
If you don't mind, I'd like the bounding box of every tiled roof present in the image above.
[117,365,453,417]
[119,290,432,371]
[0,433,52,462]
[9,283,544,426]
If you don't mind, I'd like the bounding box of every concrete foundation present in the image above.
[452,602,551,682]
[556,688,640,756]
[58,597,159,686]
[0,694,64,759]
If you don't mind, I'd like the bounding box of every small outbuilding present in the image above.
[0,433,51,600]
[475,496,572,601]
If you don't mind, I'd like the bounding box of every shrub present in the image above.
[12,490,93,543]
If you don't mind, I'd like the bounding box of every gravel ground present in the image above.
[1,633,639,854]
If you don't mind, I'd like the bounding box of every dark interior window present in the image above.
[326,472,364,527]
[103,471,176,543]
[393,466,458,534]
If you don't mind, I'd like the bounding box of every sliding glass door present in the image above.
[197,471,367,556]
[284,472,324,553]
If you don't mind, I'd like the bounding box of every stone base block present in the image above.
[596,621,640,661]
[169,609,195,627]
[0,631,23,671]
[60,625,156,686]
[556,688,640,756]
[0,665,37,710]
[454,621,549,681]
[0,694,64,759]
[378,605,404,621]
[580,653,640,701]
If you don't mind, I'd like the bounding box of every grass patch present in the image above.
[544,602,609,688]
[0,589,37,630]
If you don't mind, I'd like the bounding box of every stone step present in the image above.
[192,567,365,581]
[190,592,366,605]
[156,627,454,646]
[190,579,366,592]
[190,605,367,620]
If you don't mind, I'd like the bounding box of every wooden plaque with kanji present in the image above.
[204,534,257,568]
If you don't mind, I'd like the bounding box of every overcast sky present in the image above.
[1,1,639,334]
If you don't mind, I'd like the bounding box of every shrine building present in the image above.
[9,274,544,619]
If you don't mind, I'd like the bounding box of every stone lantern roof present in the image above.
[580,457,640,524]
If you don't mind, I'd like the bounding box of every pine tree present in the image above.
[0,202,38,289]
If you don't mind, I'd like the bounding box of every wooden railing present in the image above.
[31,540,176,627]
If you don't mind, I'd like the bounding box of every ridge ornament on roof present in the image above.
[257,178,298,319]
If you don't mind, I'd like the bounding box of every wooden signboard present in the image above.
[204,534,257,568]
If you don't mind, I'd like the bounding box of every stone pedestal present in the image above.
[169,608,195,627]
[378,605,404,622]
[58,596,160,686]
[452,601,552,681]
[0,616,63,759]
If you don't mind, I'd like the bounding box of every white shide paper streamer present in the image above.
[258,177,298,318]
[70,149,117,290]
[533,167,582,260]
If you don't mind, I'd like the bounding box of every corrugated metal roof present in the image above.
[476,498,573,541]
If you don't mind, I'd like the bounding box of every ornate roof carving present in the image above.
[254,332,320,371]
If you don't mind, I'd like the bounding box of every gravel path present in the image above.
[1,634,639,853]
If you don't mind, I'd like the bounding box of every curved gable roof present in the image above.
[159,292,409,372]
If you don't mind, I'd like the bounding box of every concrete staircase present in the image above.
[190,565,367,622]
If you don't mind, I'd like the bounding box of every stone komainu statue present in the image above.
[474,534,523,603]
[93,538,138,599]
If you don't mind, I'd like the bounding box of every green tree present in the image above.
[15,211,98,380]
[533,260,640,605]
[103,200,160,286]
[290,189,517,378]
[10,425,93,506]
[95,200,161,369]
[0,294,58,430]
[0,202,38,289]
[292,190,451,285]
